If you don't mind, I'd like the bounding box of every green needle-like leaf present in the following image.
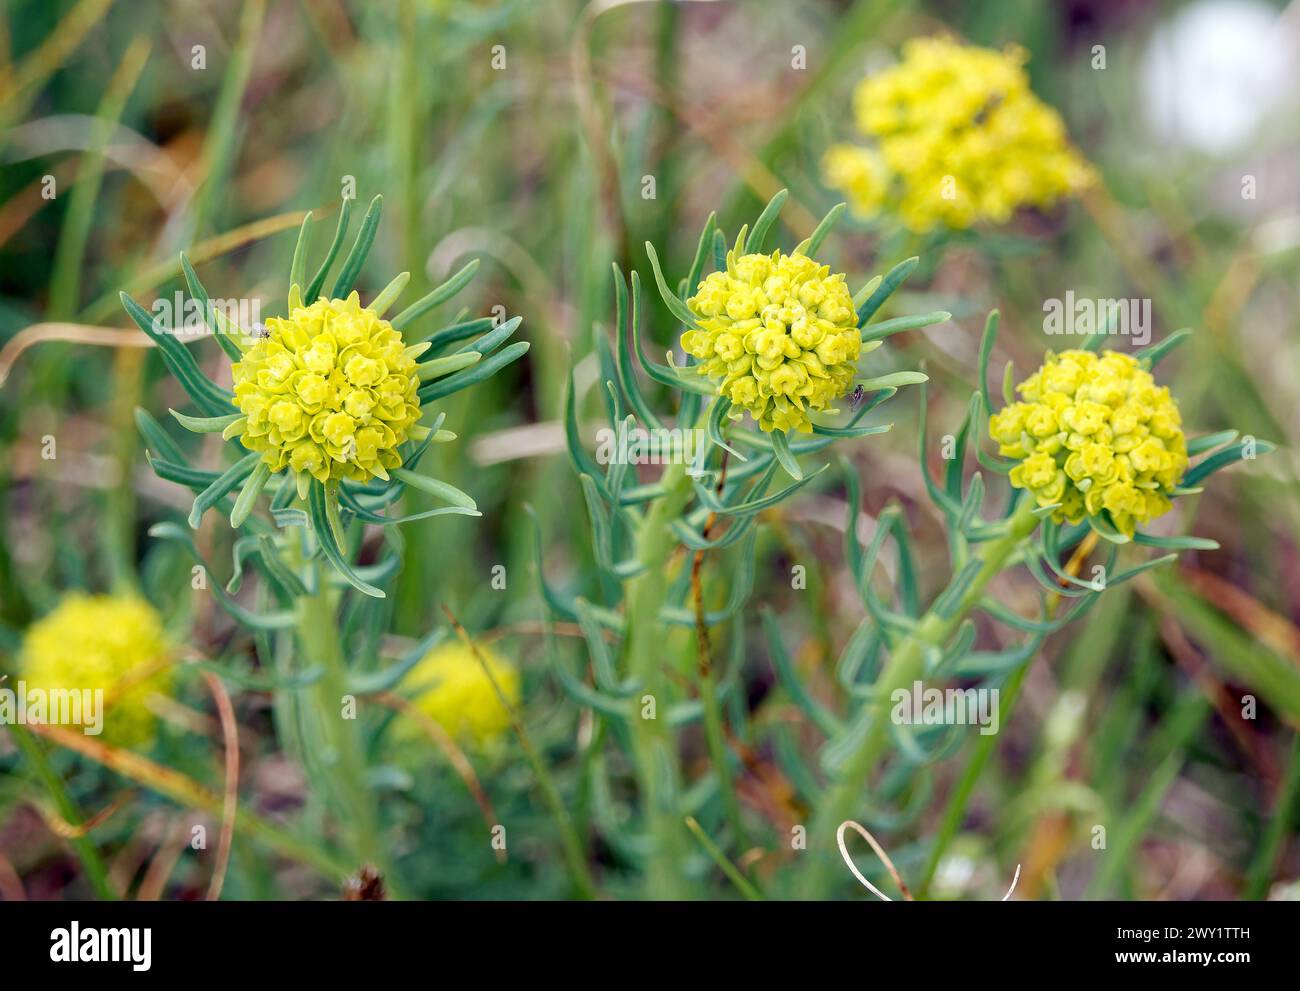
[392,259,480,331]
[367,270,409,316]
[189,451,260,529]
[390,467,476,510]
[856,255,918,325]
[230,461,272,528]
[169,409,242,433]
[304,197,352,304]
[644,241,699,328]
[307,480,384,598]
[330,194,383,298]
[747,188,788,254]
[120,291,234,416]
[417,350,481,381]
[288,211,313,294]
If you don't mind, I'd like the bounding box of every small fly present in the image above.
[849,384,866,410]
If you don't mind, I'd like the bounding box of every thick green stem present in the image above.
[296,568,385,878]
[797,498,1040,899]
[623,459,695,898]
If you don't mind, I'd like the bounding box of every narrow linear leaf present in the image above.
[685,213,717,294]
[747,188,788,254]
[391,467,476,510]
[288,212,313,294]
[169,409,242,433]
[857,256,918,326]
[1183,439,1275,488]
[455,314,521,356]
[188,452,260,529]
[120,291,233,416]
[180,253,241,362]
[796,201,846,256]
[330,194,383,298]
[230,461,272,528]
[418,341,529,402]
[307,481,384,598]
[1136,329,1192,369]
[861,310,950,343]
[392,259,481,330]
[769,429,802,480]
[304,196,352,304]
[644,241,699,328]
[417,350,481,381]
[367,270,409,316]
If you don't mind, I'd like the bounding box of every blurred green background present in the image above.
[0,0,1298,900]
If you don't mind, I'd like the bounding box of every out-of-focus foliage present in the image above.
[0,0,1297,902]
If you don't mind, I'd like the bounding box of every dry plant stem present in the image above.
[24,722,353,880]
[137,818,189,901]
[7,723,116,899]
[624,458,696,898]
[799,497,1041,899]
[201,671,239,901]
[35,791,130,839]
[370,690,505,863]
[441,606,598,899]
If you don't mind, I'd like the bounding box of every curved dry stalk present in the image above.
[200,672,239,901]
[24,722,353,880]
[839,819,1021,901]
[369,690,503,864]
[35,790,133,839]
[80,207,312,323]
[0,323,159,389]
[836,819,914,901]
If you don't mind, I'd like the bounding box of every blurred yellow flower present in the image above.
[990,350,1188,536]
[406,641,518,746]
[20,593,172,747]
[822,36,1094,232]
[682,249,863,433]
[229,294,429,492]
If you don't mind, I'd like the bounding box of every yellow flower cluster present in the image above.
[822,36,1094,232]
[407,642,518,746]
[230,294,424,487]
[682,249,862,433]
[990,350,1188,537]
[20,594,172,747]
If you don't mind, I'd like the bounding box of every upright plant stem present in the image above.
[916,533,1105,898]
[623,459,695,898]
[798,498,1040,899]
[692,456,745,846]
[296,564,385,878]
